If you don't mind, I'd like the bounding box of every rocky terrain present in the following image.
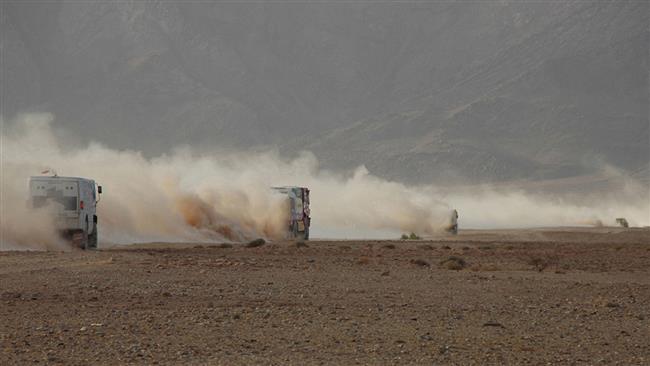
[1,228,649,365]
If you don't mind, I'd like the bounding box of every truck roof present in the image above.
[30,175,95,183]
[271,186,308,190]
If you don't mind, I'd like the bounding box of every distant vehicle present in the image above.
[271,186,311,240]
[616,218,629,228]
[446,209,459,235]
[29,175,102,249]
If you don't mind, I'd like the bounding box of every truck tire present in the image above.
[291,222,298,239]
[80,218,89,250]
[88,224,98,249]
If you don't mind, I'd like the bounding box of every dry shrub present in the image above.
[382,244,396,250]
[215,243,232,249]
[401,233,421,240]
[245,238,266,248]
[441,245,451,250]
[409,233,421,240]
[418,244,435,250]
[440,256,466,270]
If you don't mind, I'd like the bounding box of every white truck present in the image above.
[29,175,102,249]
[271,186,311,240]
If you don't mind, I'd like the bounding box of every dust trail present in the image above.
[1,113,648,250]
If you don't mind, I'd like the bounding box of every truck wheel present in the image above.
[291,223,298,239]
[88,224,98,249]
[80,230,89,250]
[80,219,89,250]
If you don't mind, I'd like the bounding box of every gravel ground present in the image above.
[1,228,649,365]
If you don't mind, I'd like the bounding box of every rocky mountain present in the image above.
[1,1,647,184]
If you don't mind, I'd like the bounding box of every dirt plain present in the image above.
[1,228,649,365]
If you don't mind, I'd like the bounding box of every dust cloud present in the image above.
[1,113,648,249]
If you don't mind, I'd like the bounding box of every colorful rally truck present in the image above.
[29,175,102,249]
[271,186,311,240]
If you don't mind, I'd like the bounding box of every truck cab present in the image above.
[271,186,311,240]
[29,175,102,249]
[446,209,459,235]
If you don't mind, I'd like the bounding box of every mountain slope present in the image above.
[1,1,647,184]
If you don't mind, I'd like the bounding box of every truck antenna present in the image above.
[41,168,57,177]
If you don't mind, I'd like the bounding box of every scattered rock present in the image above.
[381,270,390,276]
[296,241,308,248]
[246,239,266,248]
[216,243,233,249]
[441,245,451,250]
[0,291,19,300]
[382,244,396,250]
[482,321,505,328]
[411,259,430,267]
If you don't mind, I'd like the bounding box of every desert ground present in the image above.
[1,228,649,365]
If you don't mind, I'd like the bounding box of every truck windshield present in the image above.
[32,196,78,211]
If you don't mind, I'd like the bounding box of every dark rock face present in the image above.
[2,1,647,184]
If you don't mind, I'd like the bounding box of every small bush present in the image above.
[246,238,266,248]
[401,233,421,240]
[440,256,466,270]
